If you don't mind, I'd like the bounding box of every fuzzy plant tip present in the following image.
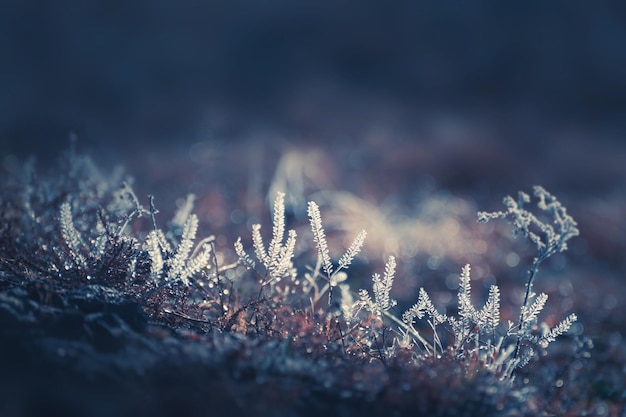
[477,186,579,260]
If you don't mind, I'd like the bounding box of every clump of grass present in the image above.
[0,148,585,416]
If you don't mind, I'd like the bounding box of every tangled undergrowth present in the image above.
[0,147,596,416]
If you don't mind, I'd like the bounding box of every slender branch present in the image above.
[513,258,540,363]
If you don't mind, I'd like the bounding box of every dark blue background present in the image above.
[2,1,626,155]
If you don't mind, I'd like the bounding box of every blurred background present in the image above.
[2,1,626,151]
[0,0,626,252]
[2,0,625,246]
[2,0,625,247]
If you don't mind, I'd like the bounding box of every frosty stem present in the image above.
[513,256,542,364]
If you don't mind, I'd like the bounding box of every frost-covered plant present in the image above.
[354,255,398,318]
[232,185,579,378]
[165,213,212,286]
[1,147,216,294]
[478,186,579,362]
[59,201,88,269]
[234,194,366,307]
[10,150,147,284]
[129,192,214,287]
[350,187,578,379]
[234,192,298,289]
[306,201,366,305]
[0,148,585,415]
